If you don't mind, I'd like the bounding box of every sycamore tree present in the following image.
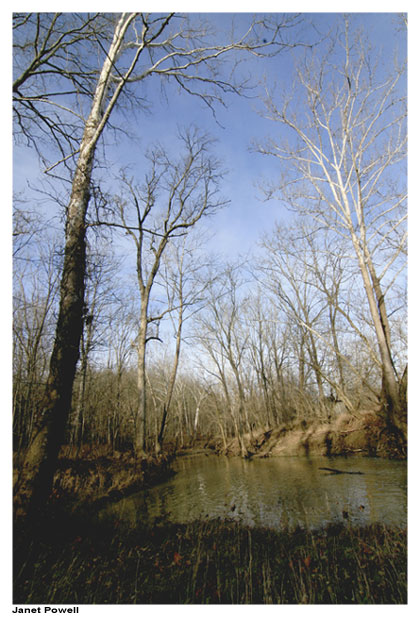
[255,16,407,437]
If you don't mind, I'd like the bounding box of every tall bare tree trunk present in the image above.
[350,227,406,435]
[135,305,149,455]
[14,154,92,514]
[14,14,139,516]
[72,330,88,450]
[156,297,183,454]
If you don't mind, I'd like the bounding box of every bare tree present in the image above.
[104,303,137,451]
[70,243,121,450]
[245,291,293,426]
[13,238,60,452]
[14,11,306,514]
[194,264,251,457]
[155,233,214,453]
[302,223,385,410]
[14,13,152,515]
[260,224,329,414]
[259,218,399,419]
[113,129,226,454]
[255,17,407,436]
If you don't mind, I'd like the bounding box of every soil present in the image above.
[207,410,407,460]
[14,411,405,515]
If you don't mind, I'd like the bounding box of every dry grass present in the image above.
[14,511,407,604]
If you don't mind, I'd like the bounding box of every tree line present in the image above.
[12,13,407,514]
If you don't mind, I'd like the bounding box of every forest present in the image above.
[12,12,407,605]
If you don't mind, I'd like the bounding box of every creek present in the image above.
[100,454,407,530]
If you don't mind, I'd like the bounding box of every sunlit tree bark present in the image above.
[256,17,407,436]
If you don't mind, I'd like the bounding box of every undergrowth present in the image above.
[14,510,407,604]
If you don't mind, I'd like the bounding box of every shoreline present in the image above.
[13,410,406,517]
[13,415,407,605]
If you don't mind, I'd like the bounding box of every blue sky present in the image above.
[108,12,406,259]
[14,11,406,263]
[11,9,408,296]
[12,12,406,257]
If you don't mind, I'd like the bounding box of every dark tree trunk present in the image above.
[156,405,168,453]
[13,13,140,517]
[14,165,92,516]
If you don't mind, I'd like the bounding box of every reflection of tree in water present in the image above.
[320,477,370,527]
[363,465,407,527]
[102,456,406,530]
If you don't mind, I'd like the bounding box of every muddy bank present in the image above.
[211,411,406,460]
[13,411,404,516]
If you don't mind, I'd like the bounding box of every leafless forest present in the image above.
[13,13,407,515]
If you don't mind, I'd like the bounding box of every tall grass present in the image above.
[14,511,406,604]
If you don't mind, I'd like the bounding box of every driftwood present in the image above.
[319,467,364,475]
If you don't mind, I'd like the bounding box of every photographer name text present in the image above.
[13,608,79,614]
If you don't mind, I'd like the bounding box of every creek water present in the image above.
[101,454,407,530]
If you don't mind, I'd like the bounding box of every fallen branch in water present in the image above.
[319,467,364,475]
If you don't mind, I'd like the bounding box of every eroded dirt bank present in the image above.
[208,411,407,460]
[13,411,405,515]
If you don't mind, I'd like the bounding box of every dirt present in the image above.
[14,411,405,516]
[212,411,406,460]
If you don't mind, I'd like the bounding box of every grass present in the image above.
[14,509,407,604]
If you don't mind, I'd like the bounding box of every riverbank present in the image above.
[14,512,407,604]
[13,411,405,517]
[13,446,175,516]
[56,447,175,509]
[211,411,406,460]
[13,428,407,605]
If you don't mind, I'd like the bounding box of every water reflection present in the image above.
[101,455,407,530]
